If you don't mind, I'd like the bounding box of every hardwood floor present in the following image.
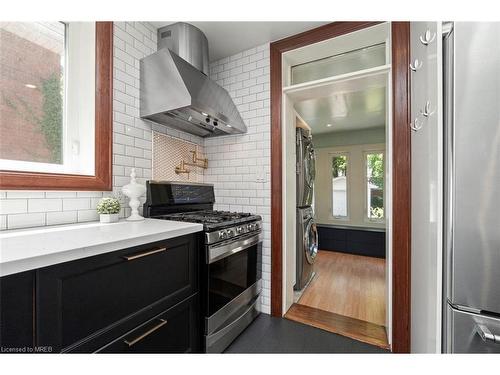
[285,303,389,349]
[286,250,388,349]
[298,250,386,326]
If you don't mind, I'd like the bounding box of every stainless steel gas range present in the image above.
[143,181,262,353]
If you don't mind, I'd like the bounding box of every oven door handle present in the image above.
[208,232,263,264]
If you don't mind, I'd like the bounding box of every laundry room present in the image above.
[280,23,392,349]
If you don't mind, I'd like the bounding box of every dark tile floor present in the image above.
[225,314,389,353]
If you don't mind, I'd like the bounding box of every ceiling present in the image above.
[150,21,329,61]
[294,86,386,134]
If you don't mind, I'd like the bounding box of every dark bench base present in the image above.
[317,225,386,259]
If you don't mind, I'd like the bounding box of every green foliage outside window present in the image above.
[39,73,63,164]
[332,155,347,177]
[367,153,384,219]
[367,153,384,189]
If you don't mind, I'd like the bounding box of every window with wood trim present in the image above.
[0,21,112,190]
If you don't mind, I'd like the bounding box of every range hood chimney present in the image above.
[140,22,247,137]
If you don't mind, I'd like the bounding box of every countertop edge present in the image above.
[0,222,203,277]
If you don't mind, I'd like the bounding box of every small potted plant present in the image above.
[96,197,121,223]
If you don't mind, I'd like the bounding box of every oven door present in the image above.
[205,232,262,352]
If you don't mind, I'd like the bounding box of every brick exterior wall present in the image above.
[0,28,62,163]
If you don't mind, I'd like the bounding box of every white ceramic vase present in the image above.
[100,213,119,223]
[122,168,146,221]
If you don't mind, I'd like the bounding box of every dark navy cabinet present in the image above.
[317,225,386,258]
[0,233,201,353]
[0,271,35,352]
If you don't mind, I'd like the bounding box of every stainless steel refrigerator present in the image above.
[443,22,500,353]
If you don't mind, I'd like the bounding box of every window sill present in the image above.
[0,169,112,191]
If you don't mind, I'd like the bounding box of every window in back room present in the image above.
[331,154,348,218]
[365,152,384,220]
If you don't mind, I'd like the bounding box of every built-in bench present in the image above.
[316,224,386,259]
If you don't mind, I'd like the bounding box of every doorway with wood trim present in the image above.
[270,22,411,353]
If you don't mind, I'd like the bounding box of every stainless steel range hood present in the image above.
[140,23,247,137]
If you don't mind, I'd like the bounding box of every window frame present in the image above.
[329,151,350,221]
[0,22,113,191]
[363,149,385,223]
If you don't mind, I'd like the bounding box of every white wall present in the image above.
[314,127,385,148]
[204,43,271,314]
[410,21,443,353]
[0,22,203,230]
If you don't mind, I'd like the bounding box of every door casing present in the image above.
[269,21,411,353]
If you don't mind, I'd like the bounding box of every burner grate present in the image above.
[154,209,259,230]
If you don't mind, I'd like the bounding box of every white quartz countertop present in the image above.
[0,218,203,277]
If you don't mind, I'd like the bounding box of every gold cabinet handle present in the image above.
[123,319,168,347]
[122,247,167,261]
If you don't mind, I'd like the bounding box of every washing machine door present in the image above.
[303,218,318,264]
[304,141,316,188]
[301,141,316,206]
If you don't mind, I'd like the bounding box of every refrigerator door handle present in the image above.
[442,21,455,305]
[475,323,500,344]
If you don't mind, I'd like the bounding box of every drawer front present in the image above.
[36,233,199,352]
[98,295,200,353]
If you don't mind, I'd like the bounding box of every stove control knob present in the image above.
[226,229,233,237]
[246,224,252,231]
[219,231,227,240]
[236,226,243,234]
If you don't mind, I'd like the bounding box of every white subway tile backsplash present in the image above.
[77,209,99,223]
[63,198,91,211]
[0,199,28,214]
[125,146,144,158]
[5,191,45,199]
[8,213,46,229]
[124,23,143,43]
[124,126,143,138]
[206,43,271,314]
[115,133,135,146]
[114,143,126,155]
[46,211,78,226]
[114,176,132,187]
[28,199,62,213]
[76,192,104,198]
[114,90,135,106]
[134,157,150,169]
[134,138,152,150]
[45,192,77,198]
[114,155,135,167]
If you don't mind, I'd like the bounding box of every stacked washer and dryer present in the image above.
[295,128,319,291]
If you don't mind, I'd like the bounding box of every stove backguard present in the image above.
[144,181,215,217]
